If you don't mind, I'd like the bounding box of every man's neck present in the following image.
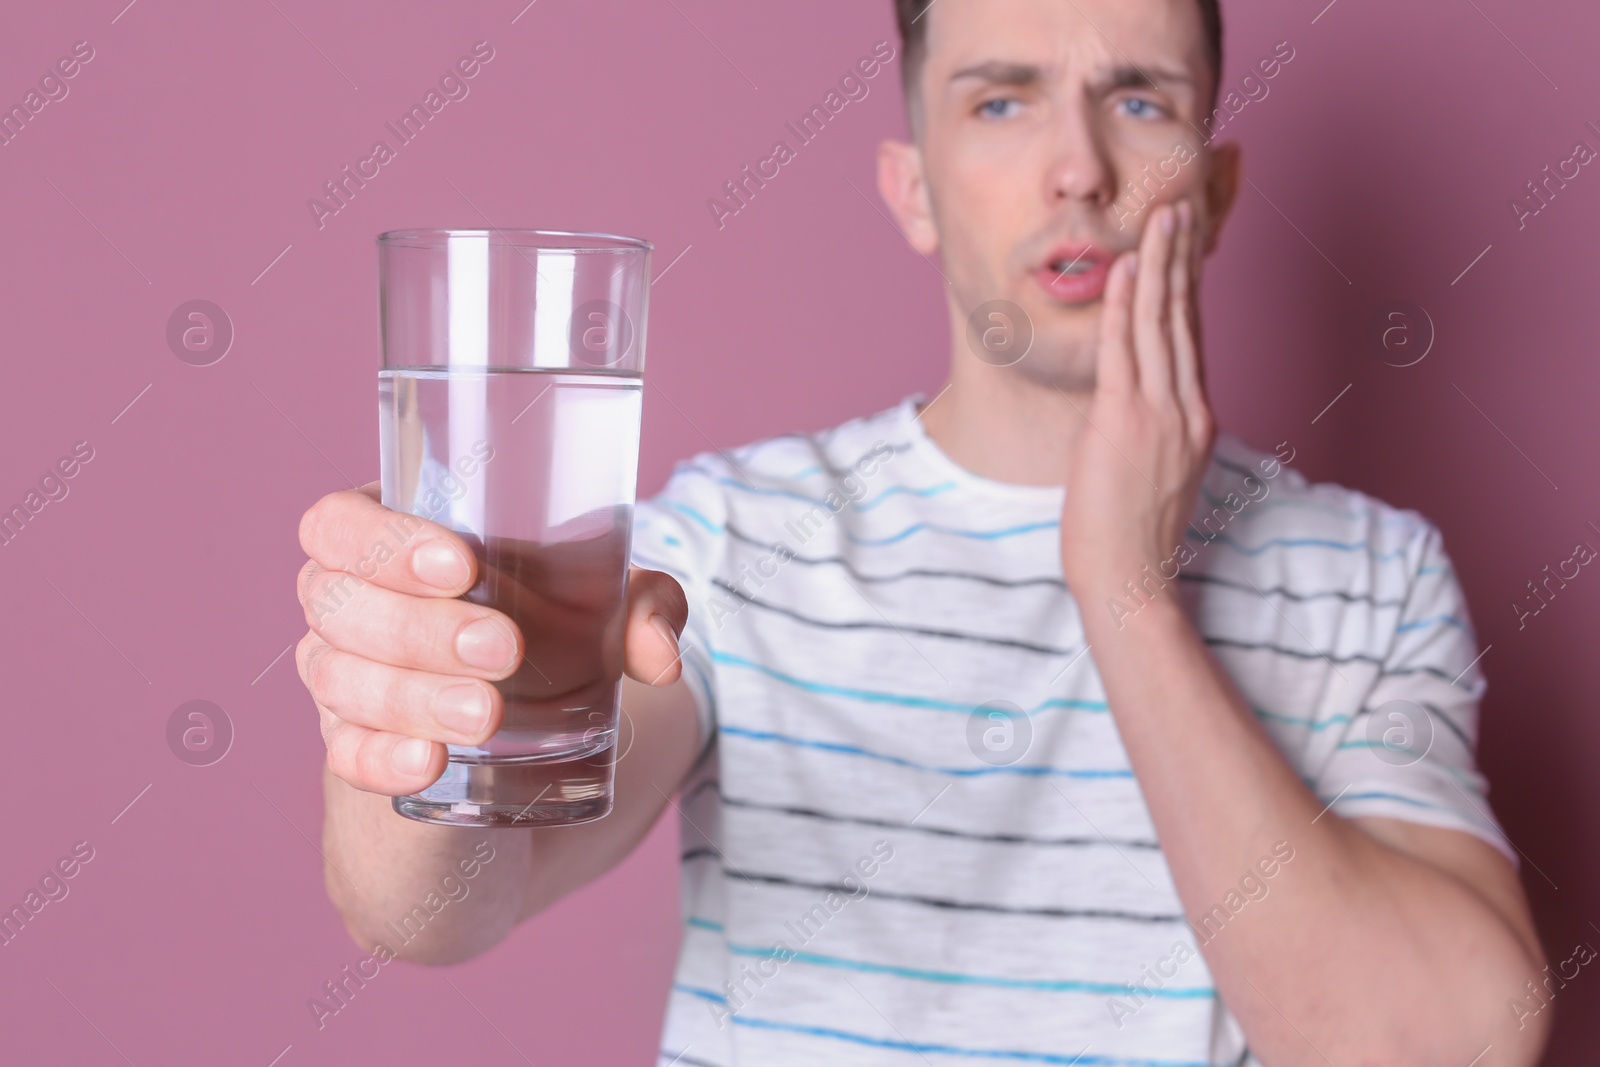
[918,361,1092,488]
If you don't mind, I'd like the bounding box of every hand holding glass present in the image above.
[377,229,651,827]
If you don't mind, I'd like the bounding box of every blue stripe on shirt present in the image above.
[668,500,1413,563]
[1185,529,1411,561]
[684,931,1214,998]
[678,466,960,512]
[1254,708,1352,731]
[1198,484,1414,525]
[1394,614,1466,633]
[711,650,1107,715]
[667,502,1058,544]
[1330,744,1484,790]
[720,724,1132,779]
[715,652,1348,736]
[1329,787,1491,816]
[670,987,1213,1067]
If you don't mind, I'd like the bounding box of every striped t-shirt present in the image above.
[629,396,1510,1067]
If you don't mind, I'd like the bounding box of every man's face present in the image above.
[888,0,1236,390]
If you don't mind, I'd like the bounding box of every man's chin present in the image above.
[1006,340,1100,394]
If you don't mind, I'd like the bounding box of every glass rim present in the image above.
[376,228,652,252]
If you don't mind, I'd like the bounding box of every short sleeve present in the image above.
[1310,519,1516,864]
[630,457,729,758]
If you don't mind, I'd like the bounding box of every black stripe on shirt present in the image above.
[710,578,1073,657]
[1348,701,1473,753]
[695,442,913,485]
[1381,664,1467,685]
[691,863,1186,924]
[1177,571,1407,608]
[682,782,1162,851]
[659,1049,724,1067]
[1211,453,1273,483]
[722,523,1411,610]
[1204,636,1386,667]
[724,522,1067,589]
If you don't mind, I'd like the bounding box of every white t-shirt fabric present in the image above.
[629,396,1511,1067]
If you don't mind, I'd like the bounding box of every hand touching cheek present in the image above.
[1059,200,1215,609]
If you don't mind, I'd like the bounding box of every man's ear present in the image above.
[877,138,939,257]
[1201,141,1243,257]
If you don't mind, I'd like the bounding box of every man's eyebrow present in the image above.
[1092,64,1195,93]
[947,60,1046,87]
[947,60,1196,93]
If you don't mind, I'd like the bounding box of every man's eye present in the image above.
[1119,97,1168,121]
[977,97,1022,120]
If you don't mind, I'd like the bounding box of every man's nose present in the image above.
[1043,105,1116,208]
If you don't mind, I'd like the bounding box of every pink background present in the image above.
[2,0,1596,1062]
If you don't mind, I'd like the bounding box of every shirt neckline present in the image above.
[894,395,1067,508]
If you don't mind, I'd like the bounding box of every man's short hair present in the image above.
[892,0,1225,128]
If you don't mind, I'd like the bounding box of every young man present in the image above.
[294,0,1551,1063]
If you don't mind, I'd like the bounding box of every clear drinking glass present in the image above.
[376,228,650,827]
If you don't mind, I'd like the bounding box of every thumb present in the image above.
[623,568,689,686]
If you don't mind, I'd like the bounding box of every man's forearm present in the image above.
[321,769,533,966]
[1080,591,1547,1065]
[317,676,703,966]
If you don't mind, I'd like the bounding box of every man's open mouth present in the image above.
[1034,244,1116,304]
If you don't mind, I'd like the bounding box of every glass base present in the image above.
[393,744,616,827]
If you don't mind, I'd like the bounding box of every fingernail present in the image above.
[457,618,518,671]
[436,683,491,736]
[394,737,432,775]
[649,613,681,657]
[1125,252,1139,276]
[1161,206,1176,236]
[414,541,469,589]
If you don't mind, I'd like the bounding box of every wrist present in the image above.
[1074,566,1192,640]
